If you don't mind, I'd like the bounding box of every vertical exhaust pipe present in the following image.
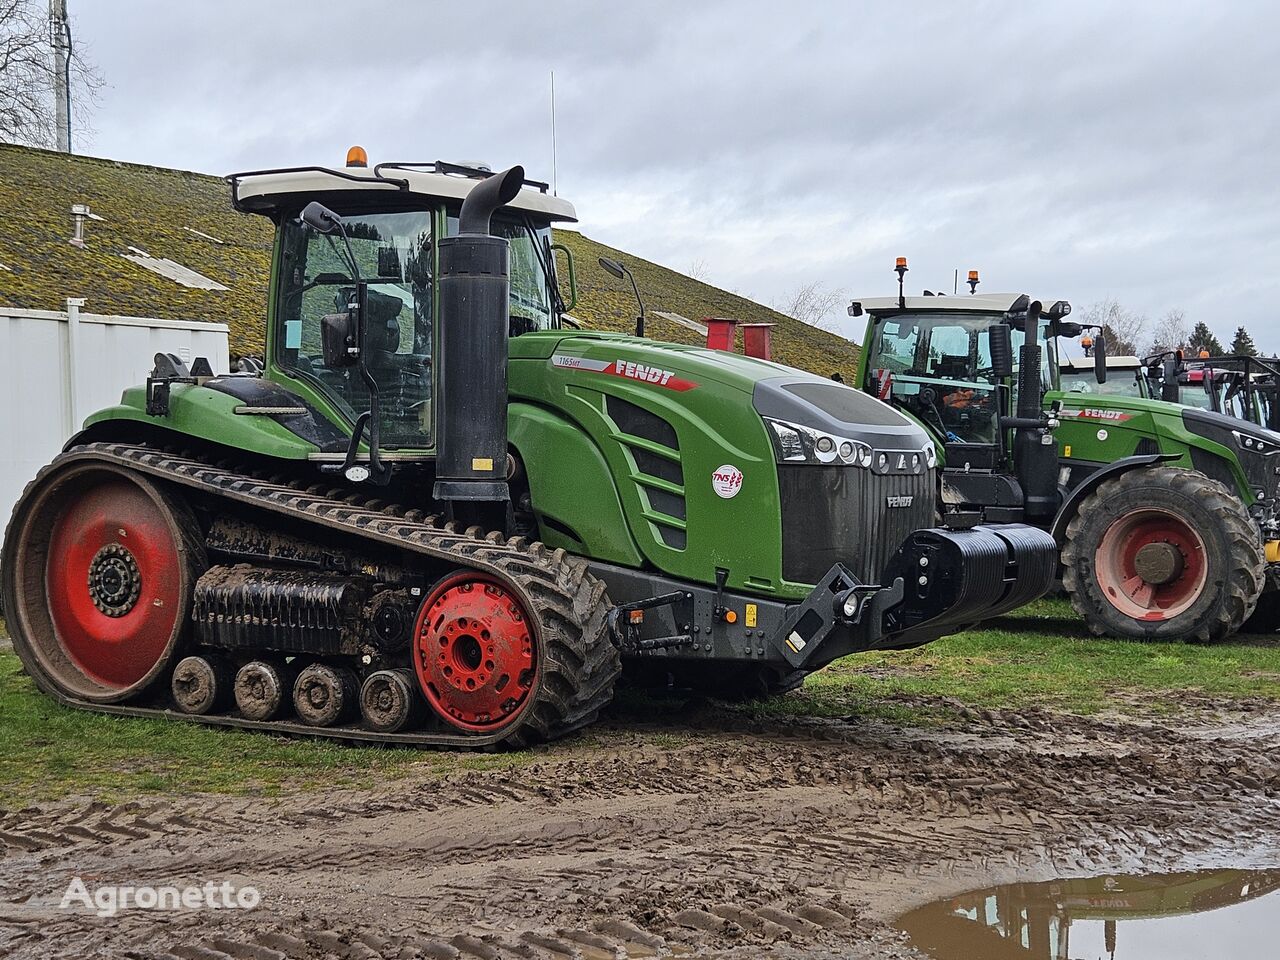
[1012,300,1058,522]
[433,165,525,507]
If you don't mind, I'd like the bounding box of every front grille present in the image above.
[779,464,936,585]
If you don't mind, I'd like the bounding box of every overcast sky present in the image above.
[69,0,1279,353]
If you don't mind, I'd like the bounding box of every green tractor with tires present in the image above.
[852,263,1278,642]
[0,156,1058,747]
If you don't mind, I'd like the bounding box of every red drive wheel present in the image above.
[412,572,537,733]
[2,462,203,703]
[1095,508,1208,620]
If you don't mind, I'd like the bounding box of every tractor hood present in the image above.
[511,329,930,454]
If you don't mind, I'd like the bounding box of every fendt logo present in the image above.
[551,354,697,392]
[1063,408,1132,422]
[885,495,915,509]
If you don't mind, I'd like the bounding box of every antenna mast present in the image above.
[550,70,558,196]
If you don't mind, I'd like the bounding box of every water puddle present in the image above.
[898,868,1280,958]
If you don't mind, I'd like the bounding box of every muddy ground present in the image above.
[2,697,1279,960]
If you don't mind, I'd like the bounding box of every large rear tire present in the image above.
[1062,467,1263,642]
[1,461,205,702]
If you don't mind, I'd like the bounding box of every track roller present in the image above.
[360,669,423,733]
[170,655,232,715]
[234,660,297,721]
[293,663,359,727]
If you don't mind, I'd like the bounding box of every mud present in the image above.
[1,696,1278,959]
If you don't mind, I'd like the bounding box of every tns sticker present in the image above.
[712,464,744,499]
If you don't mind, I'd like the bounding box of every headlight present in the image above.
[765,417,870,465]
[762,417,927,472]
[1235,430,1280,456]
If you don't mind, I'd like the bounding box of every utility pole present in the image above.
[49,0,72,153]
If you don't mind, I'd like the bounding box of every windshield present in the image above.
[1060,367,1145,397]
[277,209,435,448]
[864,311,1051,444]
[448,215,559,336]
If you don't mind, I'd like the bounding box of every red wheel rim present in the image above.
[45,477,186,689]
[412,573,537,733]
[1094,508,1208,621]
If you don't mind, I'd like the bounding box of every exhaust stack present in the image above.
[1012,300,1058,522]
[432,165,525,506]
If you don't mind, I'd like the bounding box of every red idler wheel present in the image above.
[412,572,537,733]
[2,462,204,703]
[1095,508,1209,620]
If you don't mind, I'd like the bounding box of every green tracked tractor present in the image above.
[852,265,1279,642]
[0,156,1058,747]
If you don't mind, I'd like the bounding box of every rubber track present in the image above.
[12,443,621,748]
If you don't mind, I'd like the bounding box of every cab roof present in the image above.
[852,293,1050,315]
[1060,355,1143,371]
[227,160,578,223]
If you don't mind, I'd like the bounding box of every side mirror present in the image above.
[1052,320,1083,339]
[1161,358,1180,402]
[301,201,343,235]
[989,323,1014,379]
[1094,334,1108,384]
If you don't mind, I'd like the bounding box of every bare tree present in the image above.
[1147,308,1191,356]
[1078,298,1147,356]
[772,281,846,332]
[687,259,711,283]
[0,0,101,149]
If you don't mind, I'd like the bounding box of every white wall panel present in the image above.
[0,306,229,551]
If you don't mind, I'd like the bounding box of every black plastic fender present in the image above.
[1049,453,1179,542]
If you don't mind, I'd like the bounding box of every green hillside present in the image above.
[0,144,859,377]
[556,230,860,380]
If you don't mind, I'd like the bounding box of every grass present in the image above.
[0,625,534,806]
[755,597,1280,723]
[3,600,1280,806]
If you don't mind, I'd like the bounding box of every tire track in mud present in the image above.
[3,703,1280,959]
[0,797,245,858]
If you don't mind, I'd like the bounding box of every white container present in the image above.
[0,301,229,552]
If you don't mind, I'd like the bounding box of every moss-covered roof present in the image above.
[0,142,273,352]
[556,231,860,379]
[0,143,859,377]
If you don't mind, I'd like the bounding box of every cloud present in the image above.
[73,0,1280,350]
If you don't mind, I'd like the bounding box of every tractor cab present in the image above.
[853,278,1070,523]
[857,295,1056,446]
[1058,354,1145,397]
[1137,352,1280,430]
[229,158,579,457]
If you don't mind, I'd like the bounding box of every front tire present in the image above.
[1062,467,1264,642]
